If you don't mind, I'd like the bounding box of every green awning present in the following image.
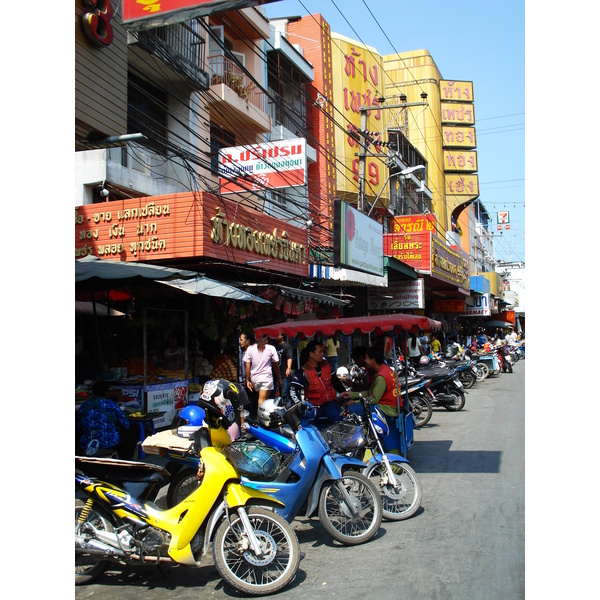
[384,256,418,279]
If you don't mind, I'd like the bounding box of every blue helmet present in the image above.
[172,404,206,438]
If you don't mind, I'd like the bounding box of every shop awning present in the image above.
[75,255,197,283]
[75,301,126,317]
[255,313,441,339]
[158,277,271,303]
[485,320,514,329]
[276,284,350,307]
[384,256,418,280]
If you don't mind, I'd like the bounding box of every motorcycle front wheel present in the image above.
[365,461,422,521]
[410,396,433,427]
[318,472,382,545]
[213,507,300,596]
[475,363,489,381]
[75,499,113,585]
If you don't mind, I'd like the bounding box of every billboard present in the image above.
[218,138,306,194]
[122,0,278,31]
[330,35,388,202]
[334,200,384,276]
[368,279,425,311]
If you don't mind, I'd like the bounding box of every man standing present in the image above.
[290,339,350,423]
[275,332,293,405]
[324,335,340,374]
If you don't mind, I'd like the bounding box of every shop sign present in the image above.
[334,200,384,276]
[74,192,309,277]
[465,293,491,316]
[441,102,475,125]
[445,174,479,196]
[431,236,470,291]
[330,35,388,201]
[442,126,476,149]
[391,213,436,235]
[218,138,306,194]
[383,231,431,273]
[440,80,474,102]
[497,211,511,230]
[122,1,278,31]
[368,279,425,310]
[433,299,465,313]
[146,381,187,428]
[498,310,515,324]
[444,150,478,172]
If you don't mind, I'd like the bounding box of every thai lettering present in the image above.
[79,229,99,240]
[93,211,112,224]
[210,207,306,265]
[109,224,126,238]
[118,204,169,220]
[129,238,166,257]
[97,243,124,256]
[136,222,157,235]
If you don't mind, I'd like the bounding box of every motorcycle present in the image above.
[75,395,300,595]
[497,345,514,373]
[408,359,467,412]
[321,393,423,521]
[162,398,383,546]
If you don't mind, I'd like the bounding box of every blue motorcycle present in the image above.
[163,399,383,546]
[320,394,423,521]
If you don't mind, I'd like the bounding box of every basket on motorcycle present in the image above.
[323,421,364,453]
[223,441,282,480]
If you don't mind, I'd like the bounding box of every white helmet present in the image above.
[336,366,350,380]
[257,398,285,428]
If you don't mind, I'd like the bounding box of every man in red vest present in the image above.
[348,346,401,417]
[289,339,351,423]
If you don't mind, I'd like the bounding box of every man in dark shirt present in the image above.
[289,340,350,424]
[276,332,293,405]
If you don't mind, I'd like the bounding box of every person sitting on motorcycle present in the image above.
[347,346,401,418]
[289,339,351,424]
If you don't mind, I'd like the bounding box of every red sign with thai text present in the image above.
[383,231,431,272]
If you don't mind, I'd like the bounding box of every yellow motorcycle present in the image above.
[75,387,300,596]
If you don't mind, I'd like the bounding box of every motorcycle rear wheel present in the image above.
[443,390,466,411]
[75,499,113,585]
[318,472,382,545]
[410,396,432,427]
[213,507,300,596]
[365,461,422,521]
[458,370,476,389]
[166,468,199,508]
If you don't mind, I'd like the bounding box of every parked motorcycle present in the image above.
[409,358,467,411]
[75,392,300,595]
[163,396,383,546]
[497,345,514,373]
[321,394,422,521]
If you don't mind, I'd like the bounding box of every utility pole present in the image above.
[357,97,428,214]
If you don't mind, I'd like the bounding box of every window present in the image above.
[210,123,235,174]
[127,73,168,154]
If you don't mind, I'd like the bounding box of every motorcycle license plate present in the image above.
[455,379,463,388]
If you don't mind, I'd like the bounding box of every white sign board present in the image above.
[368,279,425,310]
[464,293,491,316]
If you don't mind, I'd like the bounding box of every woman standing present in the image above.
[407,332,423,367]
[244,333,282,413]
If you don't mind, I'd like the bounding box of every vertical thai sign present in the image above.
[331,35,387,203]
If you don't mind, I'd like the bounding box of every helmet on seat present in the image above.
[171,404,206,438]
[200,379,248,427]
[420,355,430,366]
[257,398,286,428]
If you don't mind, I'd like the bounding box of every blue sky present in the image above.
[265,0,526,263]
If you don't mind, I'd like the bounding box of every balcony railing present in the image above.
[208,55,267,114]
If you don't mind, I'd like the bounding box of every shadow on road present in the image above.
[409,440,502,474]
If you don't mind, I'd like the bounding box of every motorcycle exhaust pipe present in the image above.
[75,535,127,558]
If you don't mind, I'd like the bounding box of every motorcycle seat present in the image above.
[416,368,454,381]
[75,455,171,485]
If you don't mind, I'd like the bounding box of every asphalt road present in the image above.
[75,360,525,600]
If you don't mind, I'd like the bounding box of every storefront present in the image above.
[75,191,346,425]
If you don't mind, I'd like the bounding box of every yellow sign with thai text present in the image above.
[330,34,387,202]
[444,150,478,172]
[445,174,479,196]
[441,102,475,125]
[440,80,474,103]
[442,126,476,149]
